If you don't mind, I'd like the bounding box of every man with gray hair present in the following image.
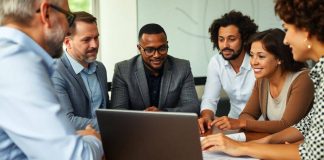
[0,0,103,159]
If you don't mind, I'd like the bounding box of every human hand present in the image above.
[198,116,213,135]
[198,110,215,134]
[76,124,101,140]
[201,133,244,156]
[144,106,160,112]
[211,116,244,131]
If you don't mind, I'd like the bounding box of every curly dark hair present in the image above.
[246,28,306,72]
[208,10,258,50]
[275,0,324,42]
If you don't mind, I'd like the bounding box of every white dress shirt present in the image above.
[200,53,255,118]
[0,27,103,159]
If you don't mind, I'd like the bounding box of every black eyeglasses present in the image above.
[36,4,75,27]
[138,44,169,56]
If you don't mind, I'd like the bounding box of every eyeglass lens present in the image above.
[143,45,168,55]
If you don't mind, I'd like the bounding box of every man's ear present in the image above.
[39,2,51,28]
[64,37,72,49]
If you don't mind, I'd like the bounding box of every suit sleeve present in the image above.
[110,63,130,109]
[163,62,200,114]
[51,71,99,130]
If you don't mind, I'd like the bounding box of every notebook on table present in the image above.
[96,109,203,160]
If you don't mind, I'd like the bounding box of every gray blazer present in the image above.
[51,53,109,130]
[111,55,199,114]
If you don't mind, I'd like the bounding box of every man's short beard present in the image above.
[220,44,244,61]
[44,18,65,58]
[51,47,64,59]
[85,57,97,63]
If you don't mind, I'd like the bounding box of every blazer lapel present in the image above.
[159,58,172,108]
[96,64,107,107]
[135,57,150,107]
[61,53,89,99]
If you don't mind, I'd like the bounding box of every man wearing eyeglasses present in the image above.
[51,11,109,131]
[0,0,103,159]
[111,23,199,114]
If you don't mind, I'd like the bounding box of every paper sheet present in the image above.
[201,133,258,160]
[225,132,246,142]
[203,151,258,160]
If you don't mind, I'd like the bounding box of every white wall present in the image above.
[137,0,282,77]
[96,0,281,82]
[97,0,138,82]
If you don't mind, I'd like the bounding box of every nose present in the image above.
[152,49,161,57]
[283,37,289,46]
[220,39,230,49]
[90,39,99,48]
[250,56,258,66]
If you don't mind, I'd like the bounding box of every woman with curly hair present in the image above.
[201,0,324,159]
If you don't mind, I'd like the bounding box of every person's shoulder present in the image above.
[116,55,140,66]
[95,60,106,68]
[167,55,190,65]
[95,61,108,75]
[210,53,226,64]
[292,69,312,83]
[207,54,227,70]
[53,57,69,74]
[114,55,141,73]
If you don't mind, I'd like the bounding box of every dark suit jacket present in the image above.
[51,53,109,130]
[110,55,199,114]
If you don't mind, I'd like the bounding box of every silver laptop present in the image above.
[96,109,203,160]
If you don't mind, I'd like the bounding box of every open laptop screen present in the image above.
[96,109,203,160]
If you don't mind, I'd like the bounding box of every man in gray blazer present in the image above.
[52,11,109,130]
[111,23,199,114]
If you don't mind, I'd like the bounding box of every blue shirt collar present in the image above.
[0,26,55,75]
[65,50,97,74]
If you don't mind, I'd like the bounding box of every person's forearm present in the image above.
[239,119,246,128]
[81,136,104,160]
[252,127,303,144]
[240,142,300,160]
[68,115,98,130]
[269,127,303,144]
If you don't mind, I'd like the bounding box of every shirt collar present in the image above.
[224,53,252,71]
[240,53,252,70]
[65,50,97,74]
[0,26,55,75]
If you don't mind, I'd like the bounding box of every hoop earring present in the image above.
[304,38,312,49]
